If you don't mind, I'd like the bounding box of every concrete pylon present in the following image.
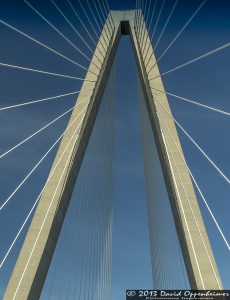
[4,10,222,300]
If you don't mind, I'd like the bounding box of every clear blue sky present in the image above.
[0,0,229,298]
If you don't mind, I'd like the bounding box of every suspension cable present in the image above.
[144,0,166,63]
[151,87,230,116]
[0,62,96,81]
[138,0,148,47]
[85,0,109,48]
[97,0,113,37]
[137,0,144,40]
[77,0,107,53]
[0,88,93,112]
[153,95,230,184]
[67,0,105,60]
[142,0,157,55]
[0,19,99,77]
[149,43,230,80]
[0,93,92,161]
[92,0,110,41]
[50,0,104,69]
[100,0,114,34]
[154,0,178,51]
[23,0,103,68]
[103,0,115,28]
[140,0,151,49]
[148,0,207,74]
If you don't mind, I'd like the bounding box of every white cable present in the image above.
[154,0,178,51]
[150,43,230,80]
[0,97,91,211]
[151,0,166,44]
[76,0,107,54]
[153,96,230,184]
[152,87,230,116]
[50,0,103,66]
[0,19,99,77]
[0,62,96,81]
[67,0,96,46]
[189,177,230,251]
[140,0,151,48]
[0,94,91,160]
[85,0,109,47]
[98,0,113,37]
[67,0,105,60]
[103,0,115,28]
[0,107,73,160]
[0,88,93,112]
[142,0,157,54]
[92,0,110,41]
[24,0,102,68]
[99,0,113,34]
[157,107,230,251]
[148,0,207,74]
[144,0,166,63]
[77,0,100,41]
[138,0,148,46]
[0,109,85,269]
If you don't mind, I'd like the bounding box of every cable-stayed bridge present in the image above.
[0,0,229,299]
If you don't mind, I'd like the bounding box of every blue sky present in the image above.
[0,0,229,297]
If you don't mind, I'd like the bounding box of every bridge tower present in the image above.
[4,10,223,300]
